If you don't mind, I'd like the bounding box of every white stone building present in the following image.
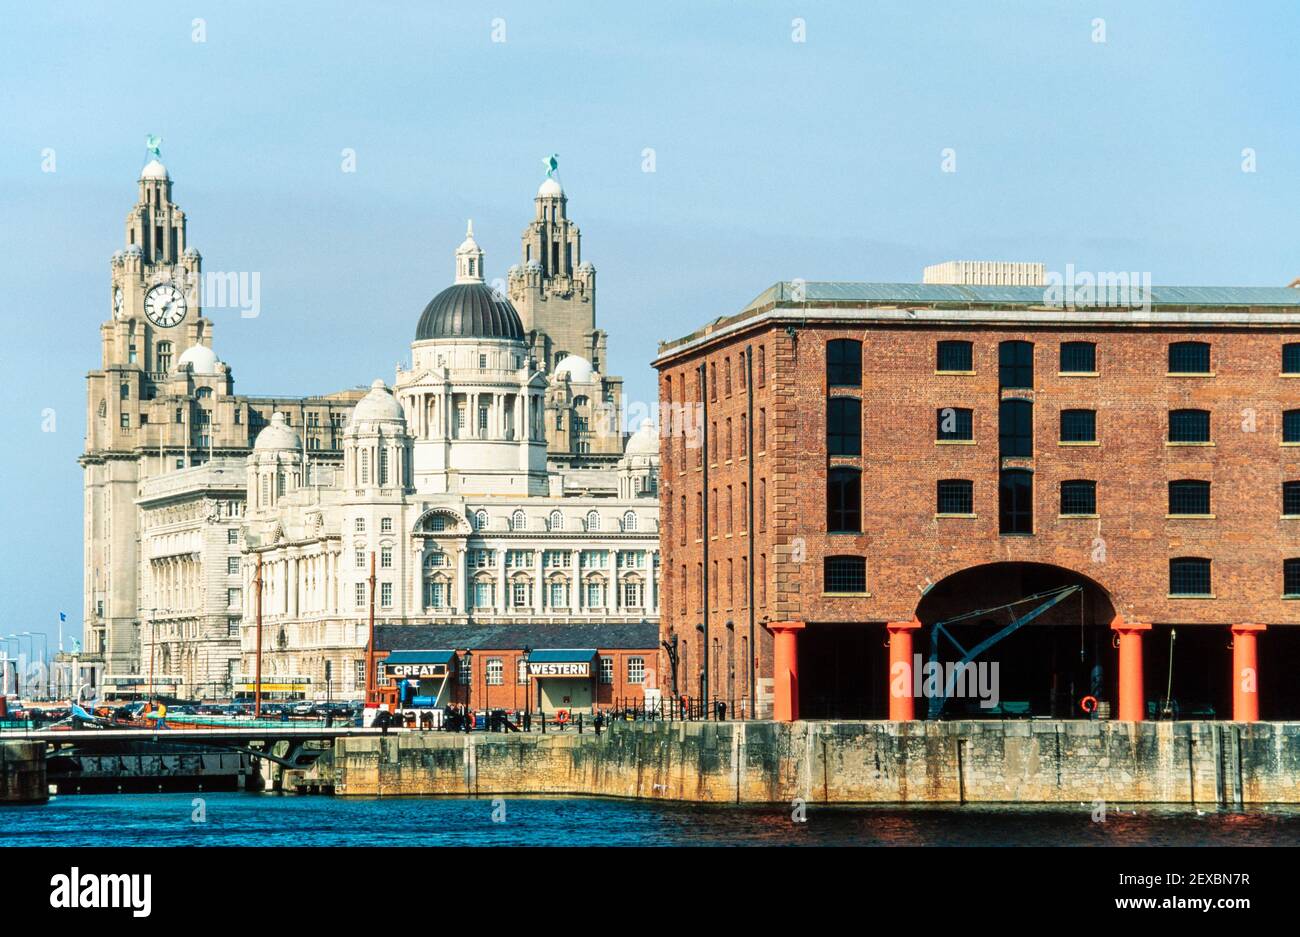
[80,150,659,701]
[237,229,661,700]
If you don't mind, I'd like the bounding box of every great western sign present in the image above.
[528,661,591,678]
[384,662,448,679]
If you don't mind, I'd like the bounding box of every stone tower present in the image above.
[507,161,625,465]
[81,143,211,683]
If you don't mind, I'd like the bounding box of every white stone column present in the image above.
[533,549,543,615]
[572,548,582,611]
[613,549,621,612]
[497,547,507,613]
[456,546,467,614]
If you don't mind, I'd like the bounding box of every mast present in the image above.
[365,551,377,706]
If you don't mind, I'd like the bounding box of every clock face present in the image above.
[144,283,186,327]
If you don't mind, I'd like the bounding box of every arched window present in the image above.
[549,510,564,531]
[622,511,637,531]
[474,509,489,530]
[574,395,589,408]
[196,387,212,399]
[1168,341,1210,374]
[586,510,601,531]
[511,510,527,531]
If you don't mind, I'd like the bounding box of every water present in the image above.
[4,794,1300,846]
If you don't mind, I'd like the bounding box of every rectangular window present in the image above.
[227,556,240,575]
[227,587,242,607]
[627,657,645,685]
[999,341,1033,389]
[459,656,472,685]
[1285,410,1300,443]
[936,407,973,441]
[380,582,392,607]
[600,656,614,684]
[827,467,861,532]
[1285,481,1300,516]
[936,340,973,372]
[1170,558,1211,596]
[1060,480,1097,515]
[486,658,503,686]
[120,412,130,428]
[823,555,867,594]
[227,528,239,544]
[999,399,1033,456]
[1059,341,1096,373]
[827,397,862,455]
[1060,409,1096,443]
[511,581,529,608]
[1169,480,1210,515]
[758,346,766,387]
[1285,559,1300,597]
[548,581,568,608]
[826,339,862,387]
[227,617,240,637]
[999,469,1033,534]
[517,658,529,684]
[473,581,493,608]
[381,547,392,569]
[1168,341,1210,374]
[758,408,767,450]
[355,582,366,608]
[356,549,366,569]
[937,479,973,514]
[380,516,392,532]
[1169,409,1211,443]
[1284,343,1300,375]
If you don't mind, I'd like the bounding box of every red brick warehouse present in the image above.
[654,279,1300,723]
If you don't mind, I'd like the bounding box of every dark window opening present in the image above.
[1168,480,1211,515]
[826,397,862,456]
[999,469,1033,534]
[999,399,1033,456]
[824,556,867,594]
[1284,343,1300,375]
[936,407,973,441]
[1284,481,1300,516]
[1170,557,1211,596]
[827,467,861,533]
[937,479,973,514]
[937,340,973,372]
[1285,559,1300,597]
[1285,410,1300,443]
[1169,409,1210,443]
[999,340,1034,389]
[826,339,862,387]
[1169,341,1210,374]
[1060,341,1096,373]
[1060,480,1096,515]
[1060,409,1096,443]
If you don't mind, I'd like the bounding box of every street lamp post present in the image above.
[25,633,48,700]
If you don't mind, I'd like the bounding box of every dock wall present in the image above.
[0,741,47,804]
[330,720,1300,804]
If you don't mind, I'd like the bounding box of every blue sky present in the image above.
[2,1,1297,648]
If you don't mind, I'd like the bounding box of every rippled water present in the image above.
[4,794,1300,846]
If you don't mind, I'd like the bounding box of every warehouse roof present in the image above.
[656,279,1300,361]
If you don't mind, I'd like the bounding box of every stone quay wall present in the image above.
[330,720,1300,804]
[0,741,48,803]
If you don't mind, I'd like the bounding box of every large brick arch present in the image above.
[914,561,1117,629]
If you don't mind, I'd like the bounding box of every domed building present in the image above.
[81,151,659,708]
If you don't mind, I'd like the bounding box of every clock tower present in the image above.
[83,140,213,684]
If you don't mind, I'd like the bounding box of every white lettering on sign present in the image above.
[528,661,591,677]
[385,663,447,678]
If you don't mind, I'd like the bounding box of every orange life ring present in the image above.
[1079,695,1099,714]
[555,709,570,724]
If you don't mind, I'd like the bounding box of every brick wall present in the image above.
[657,318,1300,705]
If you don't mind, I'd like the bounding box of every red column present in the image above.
[1231,623,1265,722]
[766,621,805,722]
[887,618,922,721]
[1110,615,1150,721]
